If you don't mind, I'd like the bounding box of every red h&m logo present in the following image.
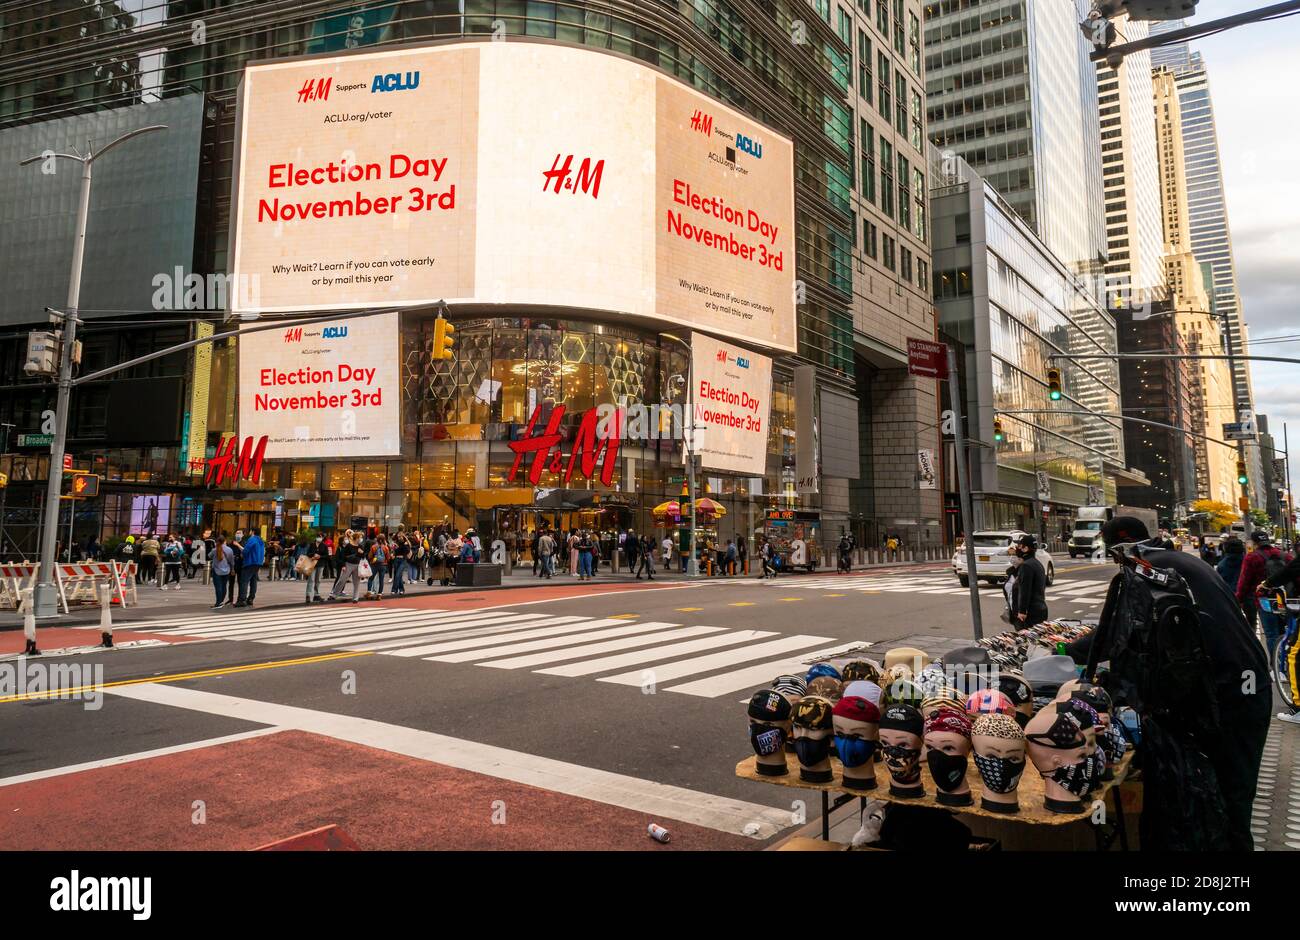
[284,327,303,343]
[716,349,728,362]
[507,405,622,487]
[690,109,713,136]
[542,154,604,199]
[205,435,269,487]
[297,77,331,103]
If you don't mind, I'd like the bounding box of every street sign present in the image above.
[1035,470,1051,501]
[907,338,949,380]
[62,454,72,471]
[16,433,54,448]
[1238,496,1249,512]
[1223,422,1255,441]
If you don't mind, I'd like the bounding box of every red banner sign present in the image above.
[907,337,949,380]
[205,435,269,487]
[507,405,621,487]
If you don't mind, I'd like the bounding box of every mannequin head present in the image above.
[841,660,883,684]
[964,688,1016,720]
[807,676,843,703]
[942,644,995,695]
[884,677,925,710]
[1064,681,1113,727]
[842,680,883,709]
[916,663,952,700]
[1024,703,1101,813]
[920,690,965,720]
[747,688,793,776]
[878,703,925,797]
[805,663,842,685]
[883,647,929,679]
[771,674,807,752]
[995,670,1035,727]
[832,695,881,790]
[791,696,836,783]
[923,707,974,806]
[971,713,1027,812]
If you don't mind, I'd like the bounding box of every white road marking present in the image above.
[598,634,837,687]
[473,625,720,668]
[104,683,792,839]
[536,630,777,677]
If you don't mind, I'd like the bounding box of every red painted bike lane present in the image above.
[0,729,759,851]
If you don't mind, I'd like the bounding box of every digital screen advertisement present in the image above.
[237,311,401,459]
[230,40,796,352]
[690,331,773,475]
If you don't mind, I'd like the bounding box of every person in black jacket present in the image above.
[1010,533,1048,627]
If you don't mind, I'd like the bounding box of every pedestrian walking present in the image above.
[235,529,264,608]
[1216,535,1246,589]
[577,529,595,581]
[299,534,324,603]
[725,539,738,577]
[391,531,411,596]
[635,533,655,580]
[662,534,673,573]
[737,538,748,576]
[209,536,234,610]
[1237,531,1289,641]
[139,533,161,584]
[1009,533,1048,628]
[368,533,392,596]
[162,534,184,589]
[538,529,556,579]
[327,530,363,603]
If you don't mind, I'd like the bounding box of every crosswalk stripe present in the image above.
[598,634,836,688]
[663,642,862,698]
[465,625,718,668]
[174,610,416,640]
[264,610,544,646]
[342,615,596,652]
[145,607,386,634]
[197,607,496,643]
[385,618,628,659]
[534,630,776,677]
[378,619,661,660]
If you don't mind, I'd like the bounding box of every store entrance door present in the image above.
[212,509,276,538]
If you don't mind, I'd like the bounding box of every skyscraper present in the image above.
[1149,19,1252,412]
[1097,16,1165,305]
[924,0,1106,286]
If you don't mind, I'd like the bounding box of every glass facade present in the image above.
[931,146,1123,530]
[923,0,1106,287]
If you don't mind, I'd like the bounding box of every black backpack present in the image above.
[1088,550,1220,736]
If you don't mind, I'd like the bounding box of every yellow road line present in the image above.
[0,650,371,705]
[676,607,704,612]
[778,597,802,602]
[609,614,639,619]
[729,602,756,607]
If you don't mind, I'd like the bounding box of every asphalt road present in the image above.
[0,556,1123,850]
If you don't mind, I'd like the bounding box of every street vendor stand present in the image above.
[736,750,1133,851]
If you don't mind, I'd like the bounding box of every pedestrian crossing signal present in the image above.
[1047,367,1062,401]
[69,472,100,497]
[432,315,455,360]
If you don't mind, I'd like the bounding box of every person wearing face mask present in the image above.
[1009,533,1048,627]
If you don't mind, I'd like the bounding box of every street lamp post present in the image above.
[21,125,167,620]
[662,333,697,577]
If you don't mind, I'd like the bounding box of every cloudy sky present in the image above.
[1188,2,1300,454]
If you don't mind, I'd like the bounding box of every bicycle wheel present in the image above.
[1272,629,1298,714]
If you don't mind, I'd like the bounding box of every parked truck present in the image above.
[1067,505,1159,557]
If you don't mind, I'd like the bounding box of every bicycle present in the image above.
[1258,589,1299,719]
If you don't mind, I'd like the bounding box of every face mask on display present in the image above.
[834,734,877,768]
[926,749,969,791]
[973,754,1025,793]
[750,724,786,757]
[793,736,832,767]
[880,743,921,781]
[1047,753,1102,797]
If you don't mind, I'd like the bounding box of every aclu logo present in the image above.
[371,71,419,92]
[50,870,151,921]
[735,132,763,160]
[322,325,348,339]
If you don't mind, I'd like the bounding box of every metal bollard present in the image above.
[100,582,114,648]
[21,587,39,656]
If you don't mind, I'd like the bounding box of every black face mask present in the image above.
[750,724,786,757]
[973,754,1025,793]
[1048,753,1102,797]
[926,749,969,791]
[880,743,921,781]
[793,735,832,766]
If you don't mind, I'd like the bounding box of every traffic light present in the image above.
[1236,458,1248,486]
[1047,367,1062,401]
[432,315,455,360]
[993,417,1005,443]
[69,472,100,497]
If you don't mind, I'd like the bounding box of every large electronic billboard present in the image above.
[230,40,796,352]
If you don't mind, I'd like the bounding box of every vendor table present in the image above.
[736,751,1133,850]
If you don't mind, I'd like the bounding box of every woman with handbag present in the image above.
[327,530,363,603]
[298,534,324,603]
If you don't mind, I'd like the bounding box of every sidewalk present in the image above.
[0,556,949,630]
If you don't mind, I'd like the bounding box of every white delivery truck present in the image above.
[1067,505,1158,557]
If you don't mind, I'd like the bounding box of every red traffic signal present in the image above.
[69,473,100,497]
